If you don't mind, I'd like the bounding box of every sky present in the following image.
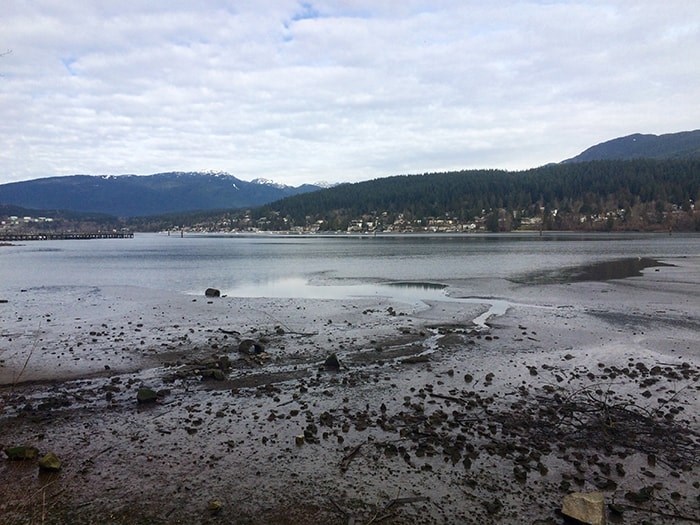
[1,1,699,186]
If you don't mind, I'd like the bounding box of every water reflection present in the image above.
[224,277,449,303]
[223,277,512,330]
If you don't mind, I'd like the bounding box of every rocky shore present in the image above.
[1,258,699,524]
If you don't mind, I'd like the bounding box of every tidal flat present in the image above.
[1,235,699,524]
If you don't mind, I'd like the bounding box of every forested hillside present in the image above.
[5,160,698,234]
[246,159,699,232]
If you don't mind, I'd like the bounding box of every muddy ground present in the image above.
[1,257,699,524]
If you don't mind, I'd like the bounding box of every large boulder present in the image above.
[205,288,221,298]
[562,492,606,525]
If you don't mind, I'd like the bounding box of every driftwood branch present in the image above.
[616,503,700,523]
[366,496,430,524]
[339,443,363,471]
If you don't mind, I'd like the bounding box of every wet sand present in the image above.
[1,257,699,524]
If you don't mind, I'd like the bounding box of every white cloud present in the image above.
[1,1,699,186]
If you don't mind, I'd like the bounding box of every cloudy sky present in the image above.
[1,1,698,186]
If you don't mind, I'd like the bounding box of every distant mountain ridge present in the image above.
[0,172,321,217]
[564,130,700,163]
[2,130,699,219]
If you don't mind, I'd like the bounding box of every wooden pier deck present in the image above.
[0,232,134,241]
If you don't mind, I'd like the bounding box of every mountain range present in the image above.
[0,130,699,219]
[563,129,700,162]
[0,171,321,217]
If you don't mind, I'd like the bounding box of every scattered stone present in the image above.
[5,445,39,460]
[38,452,62,471]
[207,499,222,514]
[624,486,653,503]
[200,369,226,380]
[239,339,265,355]
[561,492,606,525]
[217,355,232,370]
[324,353,341,371]
[205,288,221,297]
[136,387,158,404]
[482,498,503,515]
[295,435,305,446]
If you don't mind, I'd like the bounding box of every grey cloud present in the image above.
[1,1,699,186]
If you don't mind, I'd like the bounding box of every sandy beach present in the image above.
[1,255,699,524]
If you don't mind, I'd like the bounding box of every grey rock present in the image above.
[136,387,158,404]
[200,369,226,380]
[38,452,62,471]
[324,353,341,371]
[239,339,264,355]
[561,492,606,525]
[205,288,221,298]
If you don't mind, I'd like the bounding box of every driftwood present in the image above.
[429,392,467,404]
[616,503,700,523]
[339,443,363,471]
[328,494,429,525]
[366,496,430,524]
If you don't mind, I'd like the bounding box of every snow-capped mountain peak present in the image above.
[251,178,290,189]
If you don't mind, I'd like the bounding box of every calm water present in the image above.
[1,233,699,299]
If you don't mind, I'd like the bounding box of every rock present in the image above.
[624,486,653,503]
[295,435,305,446]
[239,339,265,355]
[217,355,232,370]
[136,387,158,404]
[324,353,341,371]
[38,452,62,471]
[205,288,221,298]
[207,499,222,514]
[561,492,606,525]
[483,498,503,515]
[5,446,39,460]
[200,369,226,380]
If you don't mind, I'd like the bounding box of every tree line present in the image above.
[248,159,699,232]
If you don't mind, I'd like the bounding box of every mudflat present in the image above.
[1,257,698,524]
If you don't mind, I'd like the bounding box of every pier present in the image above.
[0,232,134,241]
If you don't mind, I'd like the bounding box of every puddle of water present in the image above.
[220,277,449,304]
[216,277,512,331]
